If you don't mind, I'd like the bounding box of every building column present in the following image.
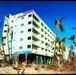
[36,56,38,64]
[44,56,46,64]
[50,58,52,64]
[40,56,42,64]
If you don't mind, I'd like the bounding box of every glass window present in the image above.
[21,16,24,19]
[19,46,23,49]
[11,20,14,22]
[3,43,6,45]
[20,31,24,33]
[4,30,7,32]
[20,38,23,41]
[27,45,31,48]
[28,29,31,32]
[28,14,32,17]
[28,37,31,40]
[41,22,44,26]
[21,23,24,26]
[5,24,7,26]
[13,47,14,49]
[28,21,31,24]
[11,26,13,29]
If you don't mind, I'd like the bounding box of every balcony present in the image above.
[33,23,40,32]
[33,19,40,27]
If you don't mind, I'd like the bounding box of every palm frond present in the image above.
[60,16,67,22]
[54,17,57,25]
[71,44,74,50]
[59,24,65,32]
[61,36,68,42]
[68,35,76,40]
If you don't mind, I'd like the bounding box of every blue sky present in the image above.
[0,1,76,53]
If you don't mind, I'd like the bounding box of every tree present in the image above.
[52,16,67,66]
[0,21,5,64]
[0,13,10,63]
[59,36,68,66]
[68,34,76,41]
[69,44,74,62]
[54,16,67,36]
[52,37,60,66]
[68,34,76,62]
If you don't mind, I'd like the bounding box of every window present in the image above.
[48,34,49,37]
[11,26,13,29]
[14,32,16,34]
[49,50,50,52]
[41,23,44,26]
[21,16,24,19]
[5,24,7,26]
[41,48,44,50]
[28,29,31,32]
[4,30,7,32]
[27,45,31,48]
[21,23,24,26]
[13,39,15,41]
[28,14,32,17]
[50,32,52,34]
[28,21,31,24]
[45,37,47,40]
[19,46,23,49]
[45,32,47,35]
[3,43,6,45]
[20,31,24,33]
[48,29,49,32]
[28,37,31,40]
[45,49,47,51]
[45,26,47,29]
[13,47,14,49]
[20,38,23,41]
[11,20,14,22]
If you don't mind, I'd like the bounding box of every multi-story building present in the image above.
[2,10,56,64]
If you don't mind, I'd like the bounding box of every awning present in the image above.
[13,50,32,56]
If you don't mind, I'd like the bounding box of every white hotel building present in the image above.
[2,10,57,64]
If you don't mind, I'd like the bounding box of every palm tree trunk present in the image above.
[2,44,5,64]
[7,21,10,64]
[62,49,64,66]
[56,25,58,37]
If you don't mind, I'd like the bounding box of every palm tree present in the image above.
[52,37,60,66]
[0,13,10,63]
[73,40,76,46]
[69,44,74,62]
[0,22,5,64]
[68,34,76,63]
[52,36,68,66]
[59,36,68,66]
[54,16,67,36]
[68,34,76,41]
[52,16,67,66]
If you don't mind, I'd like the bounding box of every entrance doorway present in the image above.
[19,54,25,64]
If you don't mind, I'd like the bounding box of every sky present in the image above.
[0,1,76,53]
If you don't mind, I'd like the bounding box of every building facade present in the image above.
[2,10,57,64]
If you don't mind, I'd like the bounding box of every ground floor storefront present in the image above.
[18,53,53,65]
